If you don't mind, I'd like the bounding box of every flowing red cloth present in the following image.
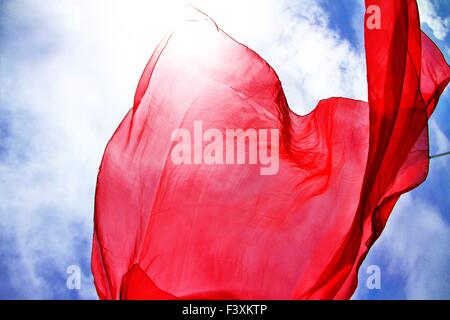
[92,0,450,299]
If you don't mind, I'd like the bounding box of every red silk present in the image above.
[92,0,450,300]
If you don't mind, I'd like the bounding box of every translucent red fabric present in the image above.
[92,0,450,300]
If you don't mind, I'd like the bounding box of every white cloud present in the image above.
[370,195,450,299]
[418,0,450,40]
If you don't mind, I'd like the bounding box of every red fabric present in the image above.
[92,0,450,300]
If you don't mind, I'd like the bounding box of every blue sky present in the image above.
[0,0,449,299]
